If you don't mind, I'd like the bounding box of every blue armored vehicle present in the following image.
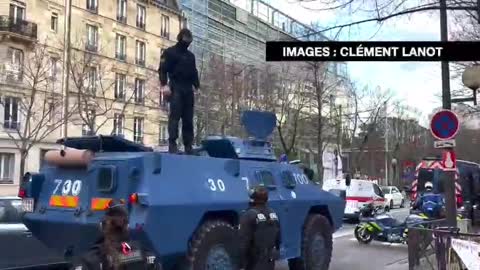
[21,111,345,270]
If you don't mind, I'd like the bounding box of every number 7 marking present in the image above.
[53,179,62,195]
[241,177,250,190]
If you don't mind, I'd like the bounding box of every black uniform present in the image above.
[158,30,199,152]
[239,206,281,270]
[72,237,160,270]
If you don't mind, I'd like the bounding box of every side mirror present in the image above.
[345,174,351,186]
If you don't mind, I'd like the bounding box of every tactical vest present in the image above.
[250,209,280,258]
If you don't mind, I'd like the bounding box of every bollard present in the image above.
[457,218,473,233]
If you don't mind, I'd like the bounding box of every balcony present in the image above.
[85,43,98,52]
[116,53,126,61]
[3,121,20,130]
[117,15,127,24]
[136,21,145,30]
[135,59,145,67]
[0,16,37,42]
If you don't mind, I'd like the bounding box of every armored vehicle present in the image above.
[21,111,345,270]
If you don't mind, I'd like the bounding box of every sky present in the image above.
[268,0,466,126]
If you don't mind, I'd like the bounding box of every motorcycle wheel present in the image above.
[354,226,373,244]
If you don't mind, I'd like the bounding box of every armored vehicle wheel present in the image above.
[187,220,239,270]
[288,214,333,270]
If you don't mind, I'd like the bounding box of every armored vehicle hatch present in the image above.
[201,110,276,161]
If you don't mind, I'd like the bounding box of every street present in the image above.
[0,208,411,269]
[277,207,410,270]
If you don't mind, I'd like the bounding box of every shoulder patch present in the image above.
[269,212,278,220]
[256,213,266,223]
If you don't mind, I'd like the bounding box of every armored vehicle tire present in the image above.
[288,214,333,270]
[187,220,240,270]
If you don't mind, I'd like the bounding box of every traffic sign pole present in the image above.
[430,110,459,228]
[442,148,457,228]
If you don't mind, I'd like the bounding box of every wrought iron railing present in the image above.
[0,16,37,39]
[408,221,480,270]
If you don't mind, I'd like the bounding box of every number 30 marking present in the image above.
[208,178,226,192]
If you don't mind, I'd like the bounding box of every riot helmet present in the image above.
[425,181,433,192]
[177,28,193,48]
[101,199,129,240]
[248,185,269,205]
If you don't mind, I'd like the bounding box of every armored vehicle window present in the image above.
[97,166,116,193]
[255,170,276,187]
[281,171,296,187]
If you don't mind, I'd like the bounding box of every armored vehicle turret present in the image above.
[22,110,345,270]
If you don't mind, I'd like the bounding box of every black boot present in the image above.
[184,144,193,155]
[168,142,178,154]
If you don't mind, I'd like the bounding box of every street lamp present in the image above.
[391,158,397,186]
[461,65,480,105]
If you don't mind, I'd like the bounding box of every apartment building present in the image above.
[0,0,182,196]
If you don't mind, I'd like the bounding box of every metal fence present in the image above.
[408,222,480,270]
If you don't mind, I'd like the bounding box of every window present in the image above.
[86,24,98,52]
[281,171,296,188]
[160,15,169,38]
[381,187,391,194]
[51,13,58,32]
[82,109,96,136]
[3,97,19,130]
[6,47,23,81]
[87,67,97,93]
[134,78,144,104]
[49,57,58,80]
[116,34,126,61]
[47,102,54,123]
[133,117,144,143]
[114,73,126,100]
[158,124,167,144]
[0,153,14,184]
[113,113,124,136]
[136,4,146,29]
[373,184,384,197]
[159,92,168,109]
[255,170,276,187]
[117,0,127,23]
[135,40,145,66]
[9,3,25,23]
[86,0,98,12]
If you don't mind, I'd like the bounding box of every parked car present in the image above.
[323,178,386,221]
[381,186,406,210]
[0,196,67,269]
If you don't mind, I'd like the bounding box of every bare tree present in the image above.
[0,43,73,179]
[68,38,142,136]
[273,63,311,157]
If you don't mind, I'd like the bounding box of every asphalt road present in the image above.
[277,207,411,270]
[0,208,411,270]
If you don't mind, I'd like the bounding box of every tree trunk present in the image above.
[19,149,28,184]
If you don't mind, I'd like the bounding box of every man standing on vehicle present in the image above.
[239,185,281,270]
[158,28,200,155]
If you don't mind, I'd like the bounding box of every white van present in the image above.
[323,178,387,220]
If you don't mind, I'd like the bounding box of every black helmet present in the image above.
[248,185,268,204]
[105,199,128,217]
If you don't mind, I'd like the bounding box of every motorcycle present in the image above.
[354,201,428,244]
